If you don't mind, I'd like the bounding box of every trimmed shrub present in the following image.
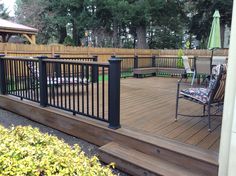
[0,125,115,176]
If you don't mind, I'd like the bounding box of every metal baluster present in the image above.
[68,63,71,110]
[81,64,85,114]
[86,65,89,115]
[102,67,105,119]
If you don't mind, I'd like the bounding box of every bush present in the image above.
[177,49,184,68]
[0,125,115,176]
[63,36,74,46]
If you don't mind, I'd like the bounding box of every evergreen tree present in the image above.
[188,0,233,48]
[0,3,9,19]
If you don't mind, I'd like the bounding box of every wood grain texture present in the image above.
[119,77,221,153]
[99,142,216,176]
[0,77,221,152]
[0,77,221,175]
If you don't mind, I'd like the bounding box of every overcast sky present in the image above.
[1,0,16,16]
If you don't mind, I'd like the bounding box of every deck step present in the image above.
[115,128,218,175]
[99,142,212,176]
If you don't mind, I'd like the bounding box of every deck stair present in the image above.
[99,141,218,176]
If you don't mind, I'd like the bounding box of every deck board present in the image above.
[119,77,221,152]
[14,76,221,153]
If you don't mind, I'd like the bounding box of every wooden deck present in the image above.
[4,76,221,153]
[0,76,221,175]
[120,77,221,153]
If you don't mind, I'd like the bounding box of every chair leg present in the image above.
[203,105,206,116]
[207,104,211,132]
[175,83,180,121]
[191,71,196,86]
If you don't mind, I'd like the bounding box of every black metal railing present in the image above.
[116,56,134,78]
[136,56,154,68]
[44,59,109,121]
[157,56,179,68]
[1,56,40,102]
[117,55,196,77]
[157,56,195,69]
[0,55,121,129]
[117,55,156,78]
[53,54,96,62]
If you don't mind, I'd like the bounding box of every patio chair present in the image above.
[181,56,196,86]
[175,64,227,131]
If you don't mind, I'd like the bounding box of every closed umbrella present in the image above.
[207,10,221,73]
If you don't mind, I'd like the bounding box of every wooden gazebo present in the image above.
[0,18,38,44]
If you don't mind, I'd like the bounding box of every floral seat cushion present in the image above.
[180,87,210,104]
[180,64,226,104]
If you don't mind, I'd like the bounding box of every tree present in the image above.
[188,0,233,48]
[0,2,9,19]
[15,0,55,44]
[127,0,151,49]
[14,0,187,48]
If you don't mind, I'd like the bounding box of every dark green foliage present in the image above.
[148,26,182,49]
[0,3,9,19]
[13,0,233,49]
[188,0,233,48]
[63,36,74,46]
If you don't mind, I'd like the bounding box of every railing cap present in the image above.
[108,58,122,63]
[0,54,5,58]
[37,56,48,59]
[53,54,60,58]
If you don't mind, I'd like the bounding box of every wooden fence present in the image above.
[0,43,229,62]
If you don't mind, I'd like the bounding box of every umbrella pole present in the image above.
[210,49,214,74]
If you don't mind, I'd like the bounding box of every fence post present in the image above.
[91,56,98,83]
[108,56,121,129]
[0,54,6,95]
[54,54,61,78]
[38,56,48,107]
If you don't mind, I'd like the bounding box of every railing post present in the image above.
[195,56,201,84]
[134,55,138,69]
[193,56,197,77]
[0,54,6,95]
[54,54,61,78]
[38,56,48,107]
[134,55,138,78]
[91,56,98,83]
[108,56,121,129]
[152,55,156,67]
[152,55,157,76]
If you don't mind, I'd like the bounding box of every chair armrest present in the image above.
[177,80,205,90]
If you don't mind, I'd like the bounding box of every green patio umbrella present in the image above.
[207,10,221,73]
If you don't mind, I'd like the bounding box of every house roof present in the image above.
[0,18,38,35]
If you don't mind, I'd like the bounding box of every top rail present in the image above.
[45,59,109,66]
[0,54,121,129]
[2,56,37,61]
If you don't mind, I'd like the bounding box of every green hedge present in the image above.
[0,125,115,176]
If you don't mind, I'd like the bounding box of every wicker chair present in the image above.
[175,64,227,131]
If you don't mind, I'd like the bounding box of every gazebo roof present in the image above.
[0,18,38,35]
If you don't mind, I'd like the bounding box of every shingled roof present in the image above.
[0,18,38,34]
